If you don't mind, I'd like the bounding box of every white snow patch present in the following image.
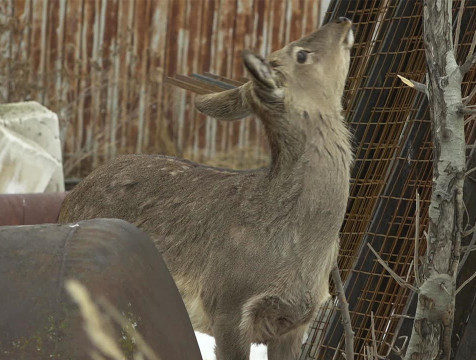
[195,332,268,360]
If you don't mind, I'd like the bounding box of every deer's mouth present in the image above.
[242,50,277,90]
[343,28,354,47]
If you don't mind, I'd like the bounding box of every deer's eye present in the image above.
[296,50,308,64]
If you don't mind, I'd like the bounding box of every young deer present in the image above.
[59,17,354,360]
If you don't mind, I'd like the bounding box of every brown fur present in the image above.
[59,18,354,360]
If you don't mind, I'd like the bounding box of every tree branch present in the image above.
[397,74,428,95]
[454,0,466,51]
[331,266,354,360]
[458,230,476,269]
[464,113,476,125]
[461,27,476,76]
[465,166,476,178]
[370,311,380,360]
[463,85,476,105]
[414,191,422,287]
[367,244,419,292]
[456,271,476,295]
[463,223,476,238]
[460,52,476,76]
[459,106,476,115]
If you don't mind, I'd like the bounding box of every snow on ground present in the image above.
[195,332,268,360]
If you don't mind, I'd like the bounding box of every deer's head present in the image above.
[195,17,354,121]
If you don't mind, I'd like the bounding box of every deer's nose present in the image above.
[335,17,351,24]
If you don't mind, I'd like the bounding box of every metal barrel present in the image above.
[0,219,202,360]
[0,192,67,226]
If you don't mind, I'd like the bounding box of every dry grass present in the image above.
[66,279,161,360]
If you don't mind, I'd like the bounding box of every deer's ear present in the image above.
[194,84,252,121]
[242,50,277,89]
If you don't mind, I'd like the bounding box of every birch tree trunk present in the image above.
[404,1,466,359]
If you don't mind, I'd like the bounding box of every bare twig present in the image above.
[465,114,476,125]
[465,166,476,178]
[367,244,419,292]
[454,0,466,51]
[468,28,476,65]
[463,86,476,105]
[370,311,379,360]
[391,313,415,320]
[331,266,354,360]
[405,260,414,283]
[456,271,476,295]
[459,106,476,115]
[397,74,428,95]
[463,223,476,237]
[414,191,422,287]
[461,53,476,76]
[461,245,476,252]
[389,336,409,358]
[459,224,476,273]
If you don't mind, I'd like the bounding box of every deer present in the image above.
[59,17,354,360]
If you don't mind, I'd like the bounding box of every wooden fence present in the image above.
[0,0,324,176]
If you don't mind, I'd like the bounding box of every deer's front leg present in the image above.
[213,313,251,360]
[267,325,307,360]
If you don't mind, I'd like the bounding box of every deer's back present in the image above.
[60,154,263,232]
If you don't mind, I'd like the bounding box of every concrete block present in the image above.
[0,101,65,192]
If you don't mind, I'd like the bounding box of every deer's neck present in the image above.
[261,113,307,177]
[263,108,352,225]
[264,107,352,179]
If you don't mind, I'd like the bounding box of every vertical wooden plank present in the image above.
[191,0,217,158]
[102,0,119,161]
[119,0,135,153]
[181,0,204,158]
[213,0,238,158]
[23,0,40,104]
[141,0,157,153]
[110,0,129,158]
[150,0,170,154]
[78,0,95,174]
[54,0,66,136]
[89,0,103,168]
[132,0,150,153]
[39,0,49,104]
[0,0,13,102]
[163,0,186,154]
[62,0,83,175]
[175,0,188,155]
[284,0,293,44]
[289,0,303,41]
[234,0,253,153]
[43,0,58,109]
[303,0,319,34]
[233,0,253,77]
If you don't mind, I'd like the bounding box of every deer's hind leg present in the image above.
[240,294,314,356]
[213,313,251,360]
[267,325,308,360]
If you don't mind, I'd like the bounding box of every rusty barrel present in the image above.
[0,218,202,360]
[0,192,67,226]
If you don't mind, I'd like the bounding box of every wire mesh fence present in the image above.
[301,1,476,359]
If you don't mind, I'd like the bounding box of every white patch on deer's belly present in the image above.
[175,277,213,335]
